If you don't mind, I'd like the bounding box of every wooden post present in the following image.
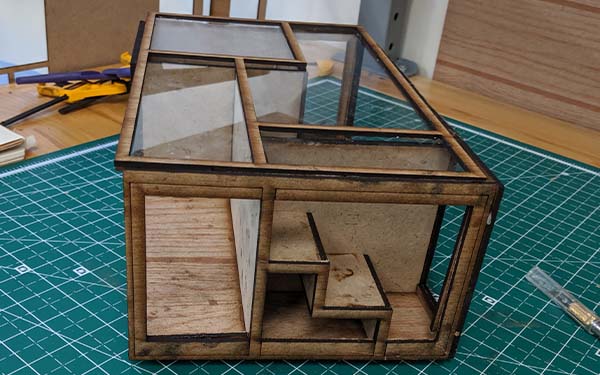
[210,0,231,17]
[192,0,203,15]
[337,37,364,125]
[257,0,268,20]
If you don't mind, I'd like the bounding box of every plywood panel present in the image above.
[263,138,454,171]
[325,254,384,308]
[435,0,600,131]
[45,0,159,72]
[274,201,439,292]
[145,196,246,337]
[270,210,321,262]
[387,292,435,341]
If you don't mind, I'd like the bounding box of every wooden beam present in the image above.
[281,22,306,62]
[257,123,444,138]
[147,49,305,65]
[210,0,231,17]
[357,26,486,178]
[337,37,363,125]
[115,12,155,161]
[192,0,203,15]
[257,0,268,20]
[235,58,267,163]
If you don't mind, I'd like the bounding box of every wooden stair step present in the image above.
[268,210,328,272]
[324,254,387,309]
[303,253,391,320]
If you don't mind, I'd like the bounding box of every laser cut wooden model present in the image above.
[115,13,503,360]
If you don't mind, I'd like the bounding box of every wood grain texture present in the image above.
[122,169,497,359]
[145,196,246,336]
[386,293,435,341]
[261,292,369,340]
[435,0,600,131]
[324,254,385,308]
[273,200,439,292]
[269,210,322,263]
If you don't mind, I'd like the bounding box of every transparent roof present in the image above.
[152,17,295,59]
[121,15,479,178]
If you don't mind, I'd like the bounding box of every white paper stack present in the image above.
[0,126,25,166]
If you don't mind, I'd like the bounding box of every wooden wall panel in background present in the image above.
[45,0,159,72]
[435,0,600,131]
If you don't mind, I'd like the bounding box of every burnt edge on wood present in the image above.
[118,13,504,361]
[147,332,249,343]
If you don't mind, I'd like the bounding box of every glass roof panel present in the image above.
[130,57,251,163]
[151,17,295,59]
[248,26,434,131]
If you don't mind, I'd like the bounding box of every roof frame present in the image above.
[115,12,491,182]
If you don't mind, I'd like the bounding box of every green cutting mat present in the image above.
[1,79,598,374]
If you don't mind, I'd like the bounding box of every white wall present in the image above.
[266,0,360,23]
[0,0,47,66]
[160,0,193,13]
[399,0,448,78]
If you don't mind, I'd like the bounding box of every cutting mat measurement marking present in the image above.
[0,79,598,375]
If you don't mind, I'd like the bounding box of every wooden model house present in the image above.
[115,13,503,360]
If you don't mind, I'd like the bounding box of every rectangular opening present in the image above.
[389,205,471,341]
[130,55,252,163]
[269,198,472,342]
[261,274,375,342]
[260,128,463,171]
[144,194,260,341]
[151,16,294,59]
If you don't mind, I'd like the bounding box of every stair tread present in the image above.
[324,254,386,309]
[270,210,325,264]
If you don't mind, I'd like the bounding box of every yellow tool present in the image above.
[36,81,128,103]
[2,52,133,127]
[120,51,132,65]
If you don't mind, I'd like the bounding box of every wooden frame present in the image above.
[116,13,503,361]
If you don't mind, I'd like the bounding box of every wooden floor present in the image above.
[386,292,435,341]
[145,196,246,337]
[262,292,368,341]
[0,73,598,167]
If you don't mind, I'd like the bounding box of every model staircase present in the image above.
[268,210,392,323]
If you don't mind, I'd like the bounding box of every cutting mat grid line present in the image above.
[0,79,598,374]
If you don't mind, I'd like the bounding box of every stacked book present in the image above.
[0,126,26,166]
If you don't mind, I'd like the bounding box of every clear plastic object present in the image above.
[526,266,600,337]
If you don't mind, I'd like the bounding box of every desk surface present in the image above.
[0,85,597,373]
[1,73,598,167]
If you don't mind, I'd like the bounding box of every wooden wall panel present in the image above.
[435,0,600,131]
[45,0,159,72]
